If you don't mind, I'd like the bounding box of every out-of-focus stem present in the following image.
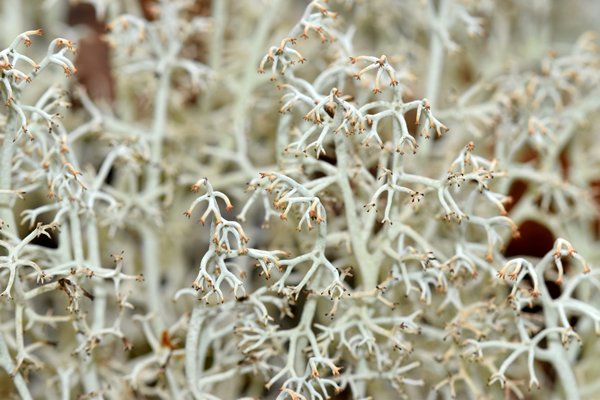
[0,0,24,41]
[141,30,177,332]
[231,0,283,170]
[145,67,172,191]
[422,0,450,156]
[200,0,227,113]
[426,0,449,110]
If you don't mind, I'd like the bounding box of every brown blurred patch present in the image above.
[139,0,160,21]
[505,180,528,214]
[518,143,537,164]
[558,147,570,179]
[180,0,211,64]
[75,35,114,104]
[505,220,554,258]
[0,371,15,398]
[68,3,114,105]
[186,0,212,17]
[67,2,104,30]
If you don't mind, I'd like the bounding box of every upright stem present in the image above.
[140,224,163,332]
[0,120,31,397]
[231,0,283,168]
[69,209,84,267]
[294,295,318,374]
[422,0,449,156]
[140,45,175,332]
[333,124,375,289]
[537,260,580,399]
[186,306,205,399]
[209,0,227,77]
[0,0,24,42]
[547,346,580,399]
[145,68,172,191]
[0,113,17,229]
[425,0,449,110]
[87,217,107,332]
[66,210,102,398]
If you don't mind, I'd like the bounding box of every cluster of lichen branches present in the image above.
[1,1,600,399]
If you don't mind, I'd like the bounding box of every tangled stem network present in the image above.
[1,1,600,400]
